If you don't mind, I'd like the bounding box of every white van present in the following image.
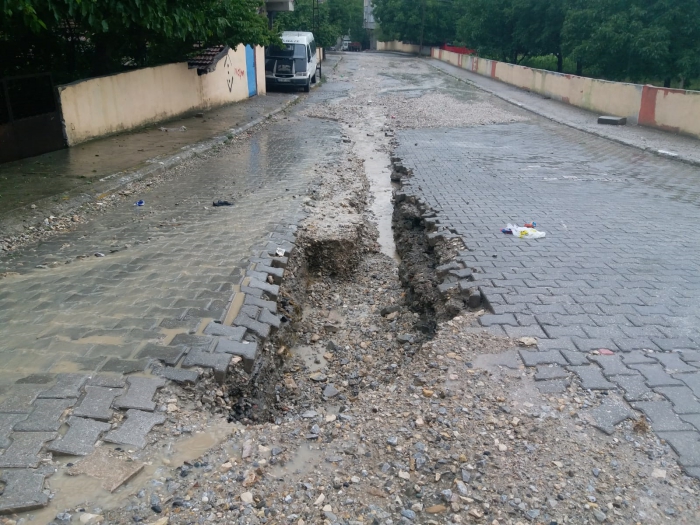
[265,31,318,93]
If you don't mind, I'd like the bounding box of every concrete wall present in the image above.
[431,48,700,139]
[377,41,422,54]
[59,45,264,146]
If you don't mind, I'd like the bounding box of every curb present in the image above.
[150,226,298,386]
[427,60,700,169]
[0,97,300,236]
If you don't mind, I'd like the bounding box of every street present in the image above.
[1,51,700,523]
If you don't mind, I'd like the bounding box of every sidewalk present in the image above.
[429,58,700,166]
[0,93,297,233]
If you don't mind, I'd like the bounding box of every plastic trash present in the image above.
[503,223,546,239]
[212,200,233,207]
[135,200,145,206]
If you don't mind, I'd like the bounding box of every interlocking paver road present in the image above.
[0,89,344,511]
[387,54,700,477]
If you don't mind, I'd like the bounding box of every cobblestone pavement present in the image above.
[0,88,343,511]
[388,57,700,477]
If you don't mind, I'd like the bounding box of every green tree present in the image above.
[1,0,275,80]
[562,0,700,84]
[274,0,364,48]
[372,0,462,47]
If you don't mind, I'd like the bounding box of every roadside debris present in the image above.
[502,223,546,238]
[212,200,233,207]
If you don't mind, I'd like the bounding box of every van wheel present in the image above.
[303,79,310,93]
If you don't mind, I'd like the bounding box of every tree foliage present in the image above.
[274,0,365,49]
[1,0,275,81]
[371,0,700,85]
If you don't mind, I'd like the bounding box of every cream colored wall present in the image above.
[653,89,700,137]
[59,63,201,145]
[377,41,421,54]
[59,45,261,146]
[256,46,266,95]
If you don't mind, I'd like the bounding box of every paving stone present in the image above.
[203,322,246,340]
[233,310,271,339]
[678,350,700,363]
[73,386,123,421]
[568,365,616,390]
[685,466,700,479]
[472,348,523,371]
[680,414,700,432]
[560,350,588,366]
[37,373,88,399]
[613,338,660,352]
[534,365,569,381]
[653,338,697,351]
[518,349,567,367]
[100,358,148,374]
[182,348,231,384]
[113,377,166,412]
[621,351,658,365]
[14,398,75,431]
[155,366,200,385]
[256,264,284,284]
[676,373,700,397]
[657,431,700,468]
[214,339,257,373]
[259,308,282,329]
[47,416,111,456]
[240,285,264,298]
[0,432,57,467]
[479,314,518,327]
[247,278,279,299]
[536,379,570,394]
[654,352,698,373]
[243,295,277,313]
[632,401,694,431]
[503,325,547,339]
[0,413,28,448]
[655,386,700,415]
[135,343,185,366]
[88,375,126,388]
[572,338,619,352]
[610,375,653,402]
[629,363,683,387]
[15,374,55,385]
[103,409,166,449]
[0,386,44,414]
[587,396,637,435]
[587,354,637,377]
[170,333,215,351]
[0,468,50,513]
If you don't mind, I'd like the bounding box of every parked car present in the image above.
[265,31,318,93]
[348,42,362,52]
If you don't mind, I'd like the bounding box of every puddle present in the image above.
[348,112,399,262]
[294,345,328,372]
[270,443,323,477]
[27,418,235,523]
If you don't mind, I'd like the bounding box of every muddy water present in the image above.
[347,110,399,261]
[31,419,235,523]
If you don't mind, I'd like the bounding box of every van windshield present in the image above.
[266,44,306,59]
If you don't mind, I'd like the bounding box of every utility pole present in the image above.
[313,0,322,78]
[419,0,426,57]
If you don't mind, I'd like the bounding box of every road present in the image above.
[0,49,699,517]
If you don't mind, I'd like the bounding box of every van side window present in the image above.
[307,45,312,62]
[311,41,316,56]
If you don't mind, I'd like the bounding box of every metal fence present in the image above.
[0,73,66,163]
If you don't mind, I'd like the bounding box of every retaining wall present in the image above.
[429,47,700,139]
[377,41,423,54]
[59,45,265,146]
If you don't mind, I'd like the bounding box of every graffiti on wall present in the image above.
[223,55,246,93]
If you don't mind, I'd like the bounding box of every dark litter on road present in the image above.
[212,200,233,207]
